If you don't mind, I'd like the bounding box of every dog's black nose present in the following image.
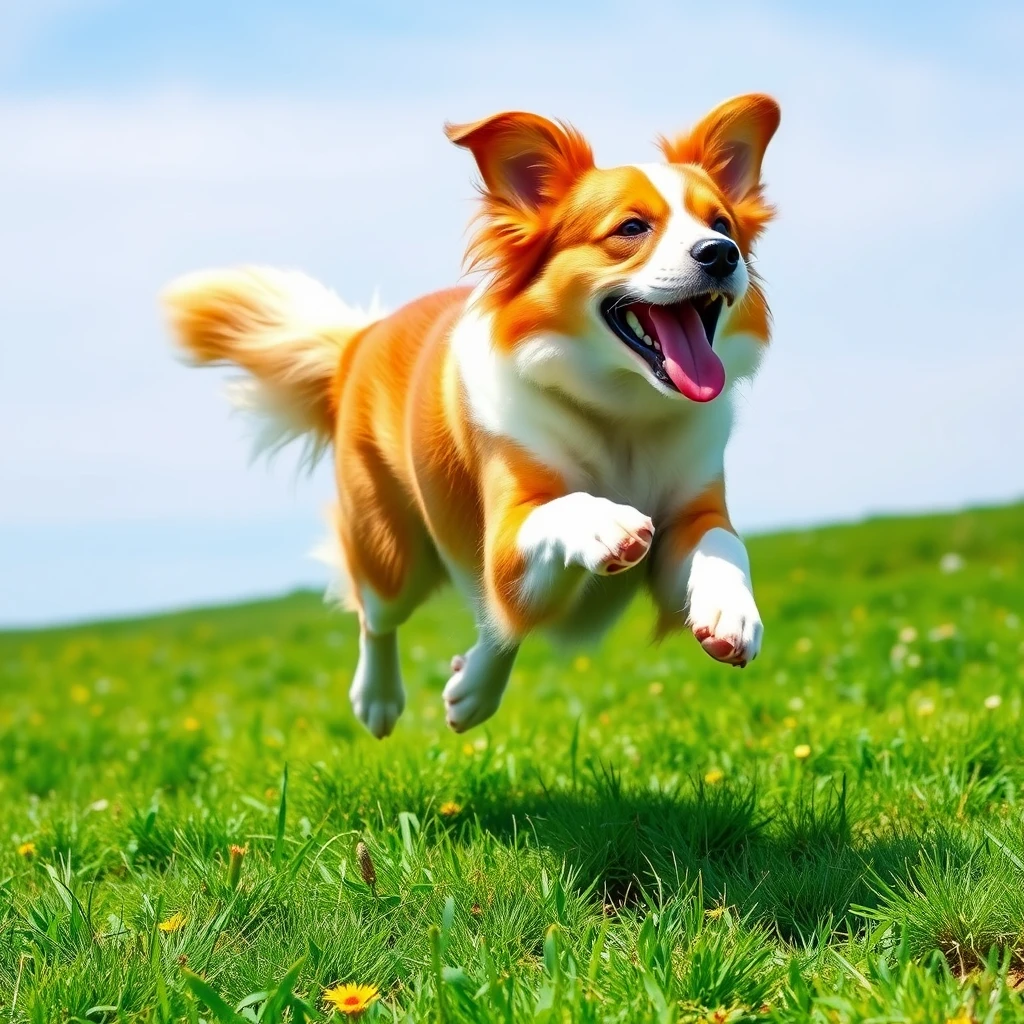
[690,238,740,280]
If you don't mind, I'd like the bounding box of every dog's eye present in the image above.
[612,217,651,237]
[712,216,732,237]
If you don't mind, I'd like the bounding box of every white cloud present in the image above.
[1,5,1022,623]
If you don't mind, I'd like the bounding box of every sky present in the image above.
[1,0,1022,626]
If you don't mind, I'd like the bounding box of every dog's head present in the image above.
[447,95,779,410]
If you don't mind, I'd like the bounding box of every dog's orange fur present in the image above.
[164,93,780,736]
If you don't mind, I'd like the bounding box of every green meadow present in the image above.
[2,502,1023,1022]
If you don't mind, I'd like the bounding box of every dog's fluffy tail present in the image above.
[162,266,382,466]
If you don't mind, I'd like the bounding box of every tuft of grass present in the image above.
[1,502,1024,1020]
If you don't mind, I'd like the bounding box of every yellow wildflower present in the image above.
[17,841,36,858]
[704,768,724,785]
[158,912,186,933]
[793,744,811,760]
[183,716,201,732]
[917,698,935,716]
[573,655,591,672]
[782,716,798,729]
[70,684,90,704]
[323,982,378,1016]
[439,801,462,817]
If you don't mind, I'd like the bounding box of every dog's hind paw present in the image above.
[442,642,517,733]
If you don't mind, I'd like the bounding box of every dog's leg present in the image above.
[651,480,762,666]
[335,447,445,738]
[349,621,405,739]
[481,450,655,639]
[443,635,519,733]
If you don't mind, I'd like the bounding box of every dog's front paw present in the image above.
[688,573,762,667]
[573,498,654,576]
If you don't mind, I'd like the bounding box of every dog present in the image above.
[163,93,780,738]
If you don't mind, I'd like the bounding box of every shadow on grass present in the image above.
[461,764,964,943]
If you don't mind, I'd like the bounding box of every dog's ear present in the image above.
[659,94,779,201]
[445,111,593,210]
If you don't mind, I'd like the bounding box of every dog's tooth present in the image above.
[643,334,653,346]
[625,311,643,337]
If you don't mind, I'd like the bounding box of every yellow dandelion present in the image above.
[17,841,36,858]
[782,716,798,729]
[462,742,475,756]
[183,716,201,732]
[945,1016,971,1024]
[985,694,1002,710]
[323,982,379,1016]
[573,655,591,672]
[158,911,186,933]
[439,801,462,817]
[704,768,724,785]
[70,684,90,704]
[648,681,664,696]
[793,744,811,760]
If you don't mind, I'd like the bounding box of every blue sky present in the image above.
[1,0,1022,626]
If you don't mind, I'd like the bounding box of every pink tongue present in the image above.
[648,304,726,402]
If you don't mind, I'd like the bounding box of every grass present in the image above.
[1,502,1023,1022]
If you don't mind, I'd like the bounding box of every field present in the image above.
[2,503,1024,1023]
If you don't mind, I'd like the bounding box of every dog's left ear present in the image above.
[659,94,780,201]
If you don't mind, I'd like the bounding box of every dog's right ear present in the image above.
[445,112,593,211]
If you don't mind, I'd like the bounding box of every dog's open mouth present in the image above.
[600,293,727,402]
